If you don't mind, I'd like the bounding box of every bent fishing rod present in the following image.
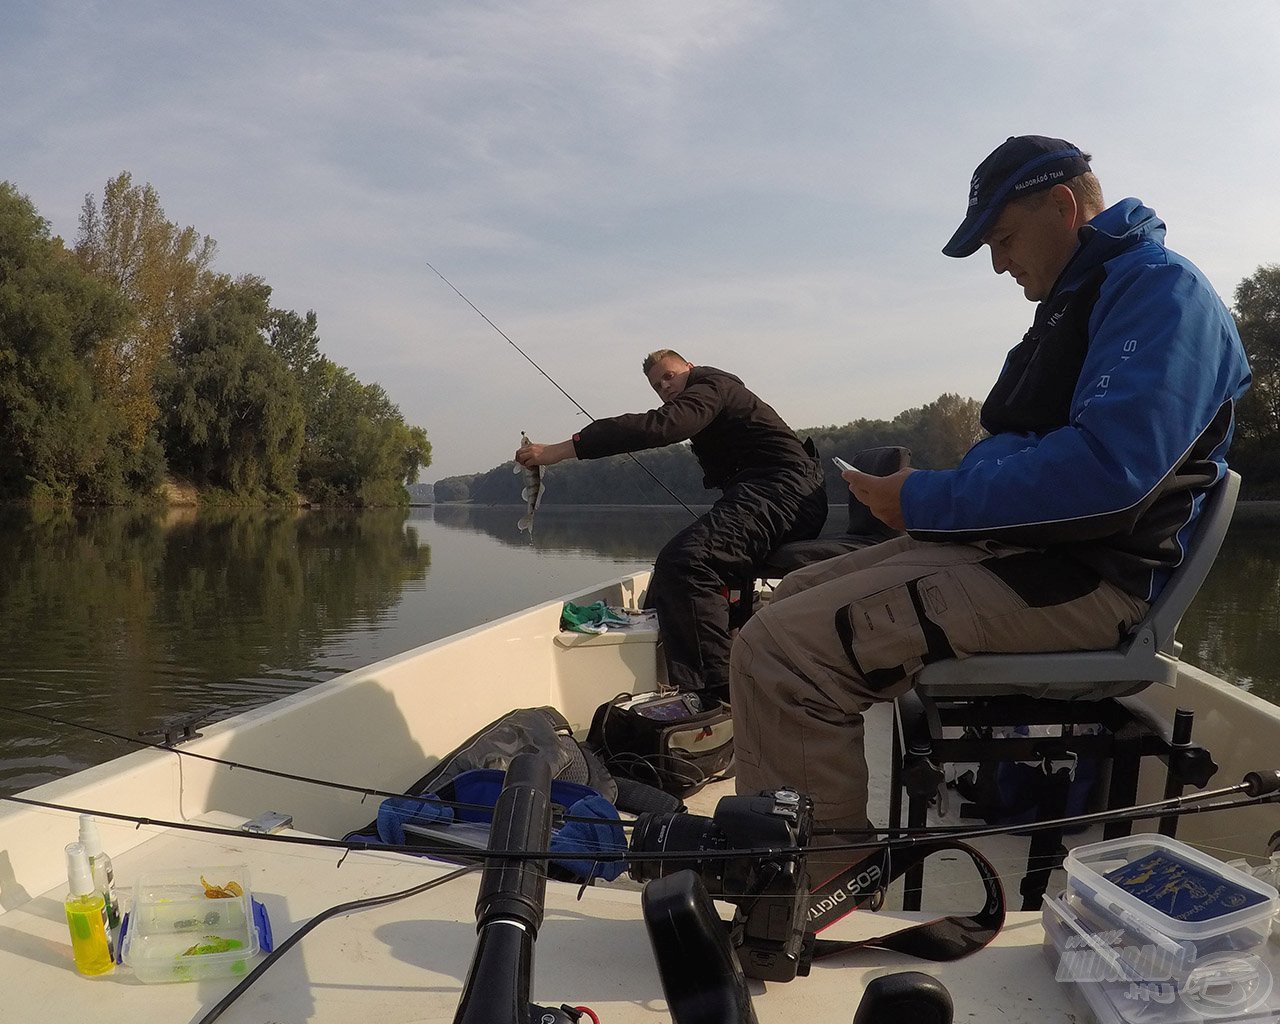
[424,261,699,518]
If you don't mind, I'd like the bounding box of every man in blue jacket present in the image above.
[729,136,1251,865]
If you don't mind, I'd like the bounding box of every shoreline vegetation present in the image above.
[5,172,1279,514]
[2,175,430,511]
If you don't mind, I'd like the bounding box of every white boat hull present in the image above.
[1,569,1277,1022]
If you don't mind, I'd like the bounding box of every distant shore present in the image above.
[423,498,1280,523]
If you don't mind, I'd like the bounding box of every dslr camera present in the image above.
[628,788,813,982]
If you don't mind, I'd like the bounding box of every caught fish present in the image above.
[515,431,544,536]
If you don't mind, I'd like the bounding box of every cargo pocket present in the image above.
[834,573,977,694]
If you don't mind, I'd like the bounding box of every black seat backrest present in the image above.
[845,446,911,539]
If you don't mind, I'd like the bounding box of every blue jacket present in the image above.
[902,199,1251,599]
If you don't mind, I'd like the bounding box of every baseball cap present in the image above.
[942,135,1091,258]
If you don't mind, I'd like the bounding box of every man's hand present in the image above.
[843,466,915,532]
[515,439,576,468]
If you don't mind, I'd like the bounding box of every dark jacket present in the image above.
[902,199,1251,599]
[572,366,816,489]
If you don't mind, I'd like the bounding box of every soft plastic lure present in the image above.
[200,876,244,899]
[181,935,244,956]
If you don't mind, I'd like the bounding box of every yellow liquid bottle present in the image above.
[65,842,114,976]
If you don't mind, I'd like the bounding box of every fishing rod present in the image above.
[425,260,699,518]
[0,702,657,828]
[6,770,1278,869]
[6,702,1280,854]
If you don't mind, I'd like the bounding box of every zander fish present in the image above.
[516,431,544,536]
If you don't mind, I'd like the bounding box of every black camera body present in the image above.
[629,788,813,982]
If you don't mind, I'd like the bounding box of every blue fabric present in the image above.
[377,793,453,845]
[373,769,626,883]
[549,795,628,881]
[443,768,601,822]
[902,199,1251,600]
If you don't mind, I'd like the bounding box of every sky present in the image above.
[5,2,1280,481]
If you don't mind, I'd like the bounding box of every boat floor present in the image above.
[0,812,1075,1023]
[0,704,1101,1023]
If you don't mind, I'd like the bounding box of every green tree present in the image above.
[1232,265,1280,495]
[452,392,986,507]
[161,277,304,494]
[76,172,221,452]
[268,308,431,505]
[0,182,137,503]
[904,393,984,469]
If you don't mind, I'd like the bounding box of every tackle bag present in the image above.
[374,767,629,882]
[346,705,680,849]
[586,691,734,797]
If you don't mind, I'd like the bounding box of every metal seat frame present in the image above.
[889,471,1241,910]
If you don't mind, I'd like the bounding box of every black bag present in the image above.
[586,692,734,796]
[345,705,680,843]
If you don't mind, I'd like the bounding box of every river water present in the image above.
[1,503,1276,796]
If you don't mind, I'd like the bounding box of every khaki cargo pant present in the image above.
[730,536,1148,843]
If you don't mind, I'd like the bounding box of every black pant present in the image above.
[645,464,828,695]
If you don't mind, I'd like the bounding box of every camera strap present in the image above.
[806,839,1005,963]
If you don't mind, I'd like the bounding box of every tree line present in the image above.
[435,392,986,504]
[439,264,1280,506]
[0,175,430,507]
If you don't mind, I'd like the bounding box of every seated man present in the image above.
[517,349,827,705]
[729,135,1251,870]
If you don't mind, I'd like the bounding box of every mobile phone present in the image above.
[831,456,856,473]
[241,810,293,834]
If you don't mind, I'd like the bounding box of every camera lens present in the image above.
[628,811,721,884]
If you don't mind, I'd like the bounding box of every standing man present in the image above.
[517,350,827,705]
[729,136,1251,861]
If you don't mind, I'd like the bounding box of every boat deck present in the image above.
[3,572,1276,1021]
[0,701,1088,1023]
[0,806,1076,1023]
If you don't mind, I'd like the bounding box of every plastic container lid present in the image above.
[1064,833,1279,947]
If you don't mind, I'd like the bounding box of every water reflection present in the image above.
[1179,525,1280,704]
[0,505,430,793]
[1,501,1277,796]
[430,503,705,557]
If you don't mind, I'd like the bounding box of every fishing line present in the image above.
[6,775,1277,870]
[425,260,699,517]
[0,702,645,829]
[4,704,1279,853]
[191,863,480,1024]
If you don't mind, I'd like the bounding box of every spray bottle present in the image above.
[78,815,120,945]
[64,842,114,976]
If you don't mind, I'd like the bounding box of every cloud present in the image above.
[4,0,1279,479]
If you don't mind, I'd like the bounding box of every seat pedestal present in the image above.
[889,692,1217,911]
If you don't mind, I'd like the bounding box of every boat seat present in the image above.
[759,445,910,578]
[726,446,910,630]
[890,470,1240,911]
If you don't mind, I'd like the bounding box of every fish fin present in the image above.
[513,462,524,475]
[517,515,534,533]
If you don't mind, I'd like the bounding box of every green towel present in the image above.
[560,601,639,634]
